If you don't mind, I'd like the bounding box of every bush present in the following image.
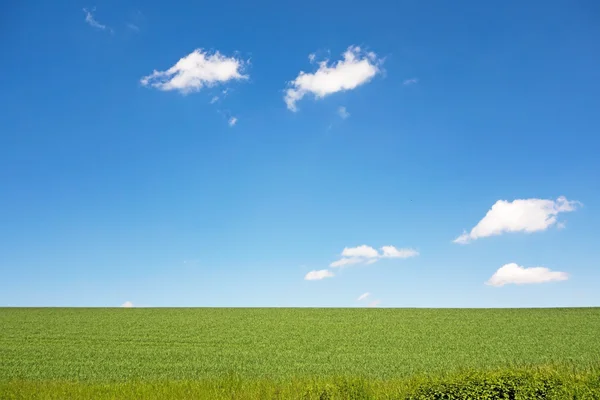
[405,371,567,400]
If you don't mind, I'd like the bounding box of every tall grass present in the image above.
[2,368,599,399]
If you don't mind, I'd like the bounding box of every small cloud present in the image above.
[454,196,581,244]
[305,269,334,280]
[330,257,365,268]
[308,53,316,63]
[380,246,419,259]
[330,245,418,268]
[126,9,144,33]
[338,106,350,119]
[284,46,382,111]
[228,116,238,127]
[126,23,140,32]
[140,49,248,94]
[403,78,418,85]
[83,8,111,32]
[121,301,134,308]
[357,292,370,301]
[368,300,381,307]
[485,263,569,287]
[343,245,379,258]
[210,96,219,104]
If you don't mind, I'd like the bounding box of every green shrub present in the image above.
[406,371,568,400]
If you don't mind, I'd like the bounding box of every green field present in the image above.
[2,308,600,399]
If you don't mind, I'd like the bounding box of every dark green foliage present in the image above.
[407,371,565,399]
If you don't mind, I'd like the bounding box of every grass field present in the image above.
[2,308,600,399]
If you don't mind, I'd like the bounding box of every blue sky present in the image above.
[1,0,599,307]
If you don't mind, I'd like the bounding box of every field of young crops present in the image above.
[2,308,600,399]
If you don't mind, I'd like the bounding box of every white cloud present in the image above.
[83,8,111,31]
[357,292,370,301]
[210,96,219,104]
[403,78,418,85]
[454,196,580,244]
[127,23,140,32]
[121,301,133,308]
[140,49,248,94]
[308,53,316,63]
[330,245,418,268]
[342,245,379,258]
[330,257,365,268]
[368,300,381,307]
[304,269,334,280]
[485,263,569,287]
[228,117,238,127]
[338,106,350,119]
[380,246,419,259]
[284,46,382,111]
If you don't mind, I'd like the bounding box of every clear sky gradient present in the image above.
[1,0,599,307]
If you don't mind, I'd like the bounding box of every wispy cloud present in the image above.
[210,96,219,104]
[380,246,419,259]
[126,9,143,33]
[368,300,381,307]
[454,196,581,244]
[338,106,350,119]
[83,8,112,32]
[304,269,334,280]
[284,46,382,111]
[330,245,418,268]
[140,49,248,94]
[228,117,238,127]
[126,23,140,32]
[357,292,370,301]
[403,78,418,85]
[121,301,133,307]
[330,256,365,268]
[486,263,569,287]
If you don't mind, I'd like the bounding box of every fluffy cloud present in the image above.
[485,263,569,287]
[304,269,334,280]
[357,292,370,301]
[284,46,382,111]
[83,8,110,31]
[455,196,580,244]
[338,106,350,119]
[141,49,247,94]
[228,117,238,127]
[330,245,418,268]
[342,245,379,258]
[121,301,133,308]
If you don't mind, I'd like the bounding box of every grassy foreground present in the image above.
[2,308,600,398]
